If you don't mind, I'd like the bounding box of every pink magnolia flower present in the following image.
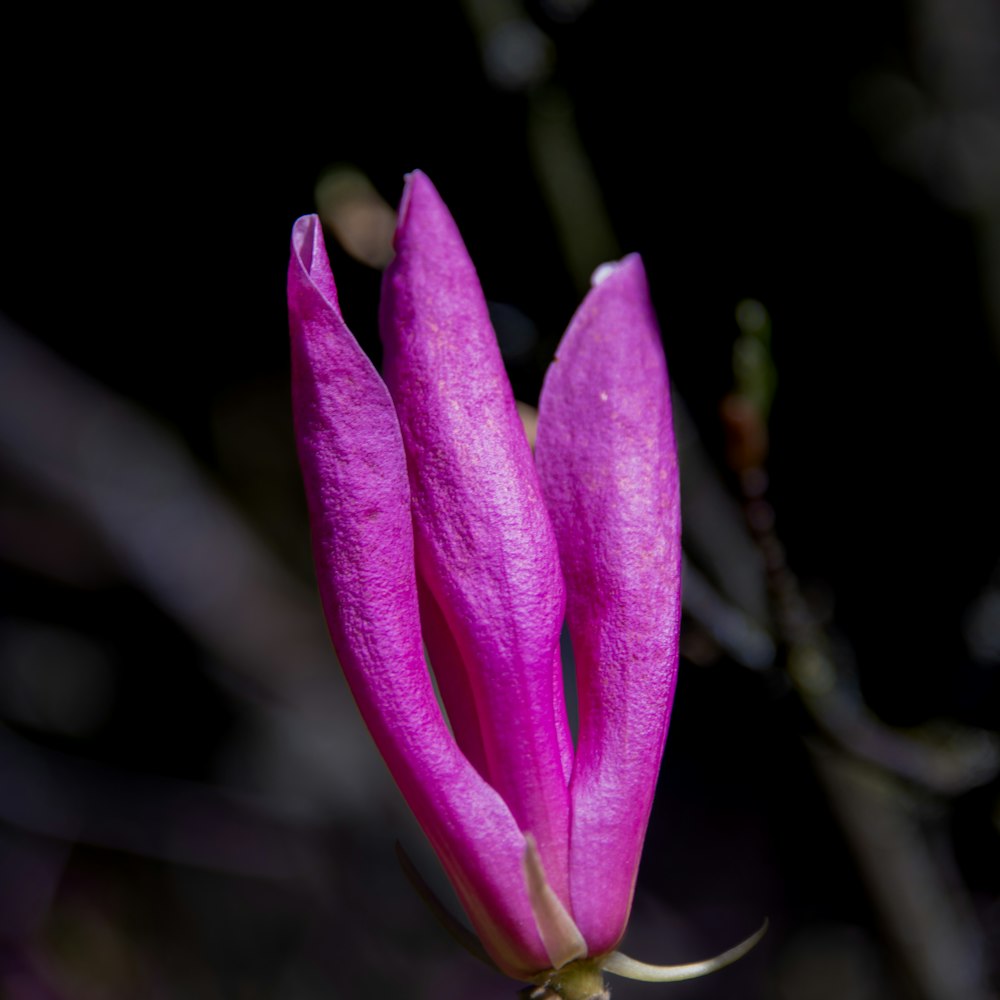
[288,172,761,998]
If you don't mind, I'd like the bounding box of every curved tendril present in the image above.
[601,919,768,983]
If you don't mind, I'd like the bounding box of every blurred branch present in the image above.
[854,0,1000,356]
[790,640,1000,796]
[814,745,995,1000]
[964,562,1000,665]
[674,397,772,628]
[461,0,554,93]
[0,314,383,818]
[0,723,314,881]
[725,337,999,998]
[527,85,621,295]
[680,557,774,670]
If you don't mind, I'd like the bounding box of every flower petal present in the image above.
[535,255,681,953]
[379,173,572,900]
[289,214,550,977]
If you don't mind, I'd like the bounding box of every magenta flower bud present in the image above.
[288,172,762,996]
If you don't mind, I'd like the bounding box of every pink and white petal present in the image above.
[378,173,572,900]
[289,215,549,978]
[535,255,681,955]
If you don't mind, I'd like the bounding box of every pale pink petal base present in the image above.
[522,834,587,970]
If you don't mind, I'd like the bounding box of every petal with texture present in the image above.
[535,255,681,954]
[379,173,572,899]
[289,214,550,977]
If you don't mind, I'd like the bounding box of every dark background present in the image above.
[2,2,999,998]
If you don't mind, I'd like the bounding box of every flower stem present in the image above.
[522,959,609,1000]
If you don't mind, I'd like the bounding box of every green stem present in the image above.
[522,959,609,1000]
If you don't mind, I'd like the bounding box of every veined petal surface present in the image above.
[535,256,681,954]
[379,173,572,899]
[288,214,549,977]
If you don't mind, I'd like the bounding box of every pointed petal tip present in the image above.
[291,211,320,235]
[589,252,646,290]
[397,172,417,232]
[400,168,432,196]
[398,169,427,219]
[401,167,430,188]
[394,169,450,249]
[290,213,320,259]
[288,213,338,309]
